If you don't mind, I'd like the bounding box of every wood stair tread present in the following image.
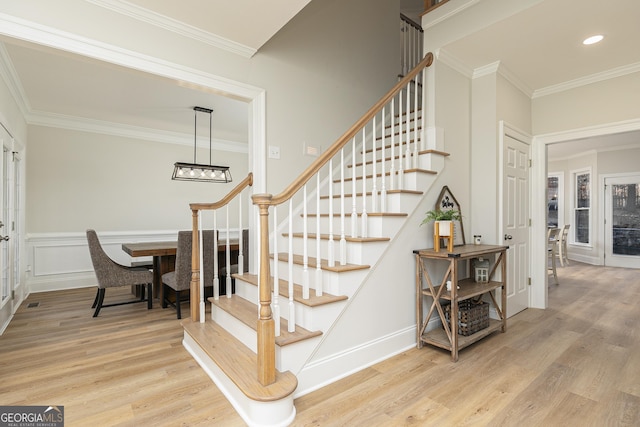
[273,252,370,272]
[336,169,436,182]
[233,273,348,307]
[351,150,450,167]
[319,189,423,199]
[210,296,322,346]
[181,318,297,402]
[284,232,390,243]
[305,212,407,218]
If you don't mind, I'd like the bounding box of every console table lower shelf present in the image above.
[420,318,503,352]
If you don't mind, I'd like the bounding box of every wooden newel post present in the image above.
[190,209,201,322]
[252,193,276,386]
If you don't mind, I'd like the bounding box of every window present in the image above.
[574,170,590,244]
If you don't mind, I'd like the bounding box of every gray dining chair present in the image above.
[161,230,215,319]
[219,229,249,296]
[86,229,153,317]
[547,227,560,285]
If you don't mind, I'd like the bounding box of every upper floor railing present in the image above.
[400,14,423,77]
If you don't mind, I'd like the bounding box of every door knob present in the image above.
[0,235,9,241]
[504,234,513,240]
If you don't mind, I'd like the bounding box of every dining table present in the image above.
[122,238,239,305]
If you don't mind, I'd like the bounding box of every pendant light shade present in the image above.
[172,106,232,183]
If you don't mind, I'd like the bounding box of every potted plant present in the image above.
[420,209,461,236]
[421,209,461,252]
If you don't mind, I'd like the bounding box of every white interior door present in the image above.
[604,174,640,268]
[0,132,10,330]
[502,134,530,318]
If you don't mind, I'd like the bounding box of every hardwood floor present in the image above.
[1,262,639,426]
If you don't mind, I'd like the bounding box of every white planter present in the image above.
[435,220,452,236]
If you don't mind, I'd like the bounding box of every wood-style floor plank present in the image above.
[1,262,639,426]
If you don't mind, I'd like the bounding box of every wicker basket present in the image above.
[444,300,489,336]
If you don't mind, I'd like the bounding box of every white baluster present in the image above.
[413,74,419,168]
[225,205,232,298]
[237,193,244,277]
[288,200,295,333]
[390,97,396,191]
[398,91,405,190]
[361,127,368,238]
[213,210,219,300]
[381,106,387,213]
[316,172,323,296]
[371,115,378,213]
[272,205,280,337]
[405,83,411,172]
[351,136,357,238]
[302,185,309,299]
[198,211,205,322]
[327,160,334,268]
[340,148,347,265]
[421,68,427,151]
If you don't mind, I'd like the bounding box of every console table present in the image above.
[414,244,508,362]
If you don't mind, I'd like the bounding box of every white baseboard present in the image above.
[294,325,417,398]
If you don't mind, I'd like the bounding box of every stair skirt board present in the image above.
[294,325,416,398]
[183,332,297,427]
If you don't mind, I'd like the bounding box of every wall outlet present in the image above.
[268,145,280,159]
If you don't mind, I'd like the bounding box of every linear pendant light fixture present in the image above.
[172,106,232,183]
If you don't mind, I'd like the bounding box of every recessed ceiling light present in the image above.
[583,35,604,45]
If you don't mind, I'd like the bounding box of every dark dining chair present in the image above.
[219,229,249,295]
[161,230,215,319]
[86,229,153,317]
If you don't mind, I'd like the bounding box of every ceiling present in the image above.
[0,0,639,157]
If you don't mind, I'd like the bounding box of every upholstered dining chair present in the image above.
[86,229,153,317]
[547,227,560,285]
[219,229,249,296]
[557,224,571,267]
[161,230,215,319]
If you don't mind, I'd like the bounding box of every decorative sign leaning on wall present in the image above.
[435,186,466,246]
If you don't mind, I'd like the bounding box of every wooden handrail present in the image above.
[269,52,433,206]
[190,172,253,211]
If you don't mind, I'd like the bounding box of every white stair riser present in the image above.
[268,261,369,296]
[211,302,257,353]
[210,298,321,373]
[234,278,347,331]
[317,190,422,214]
[290,214,406,239]
[287,238,388,266]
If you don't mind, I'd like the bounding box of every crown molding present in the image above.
[535,118,640,144]
[435,48,472,78]
[86,0,256,58]
[0,42,30,117]
[27,110,248,153]
[533,62,640,98]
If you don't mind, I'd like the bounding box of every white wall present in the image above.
[532,71,640,134]
[26,125,249,233]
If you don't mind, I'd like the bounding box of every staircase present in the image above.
[181,53,446,426]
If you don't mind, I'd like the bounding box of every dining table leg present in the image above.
[152,255,176,304]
